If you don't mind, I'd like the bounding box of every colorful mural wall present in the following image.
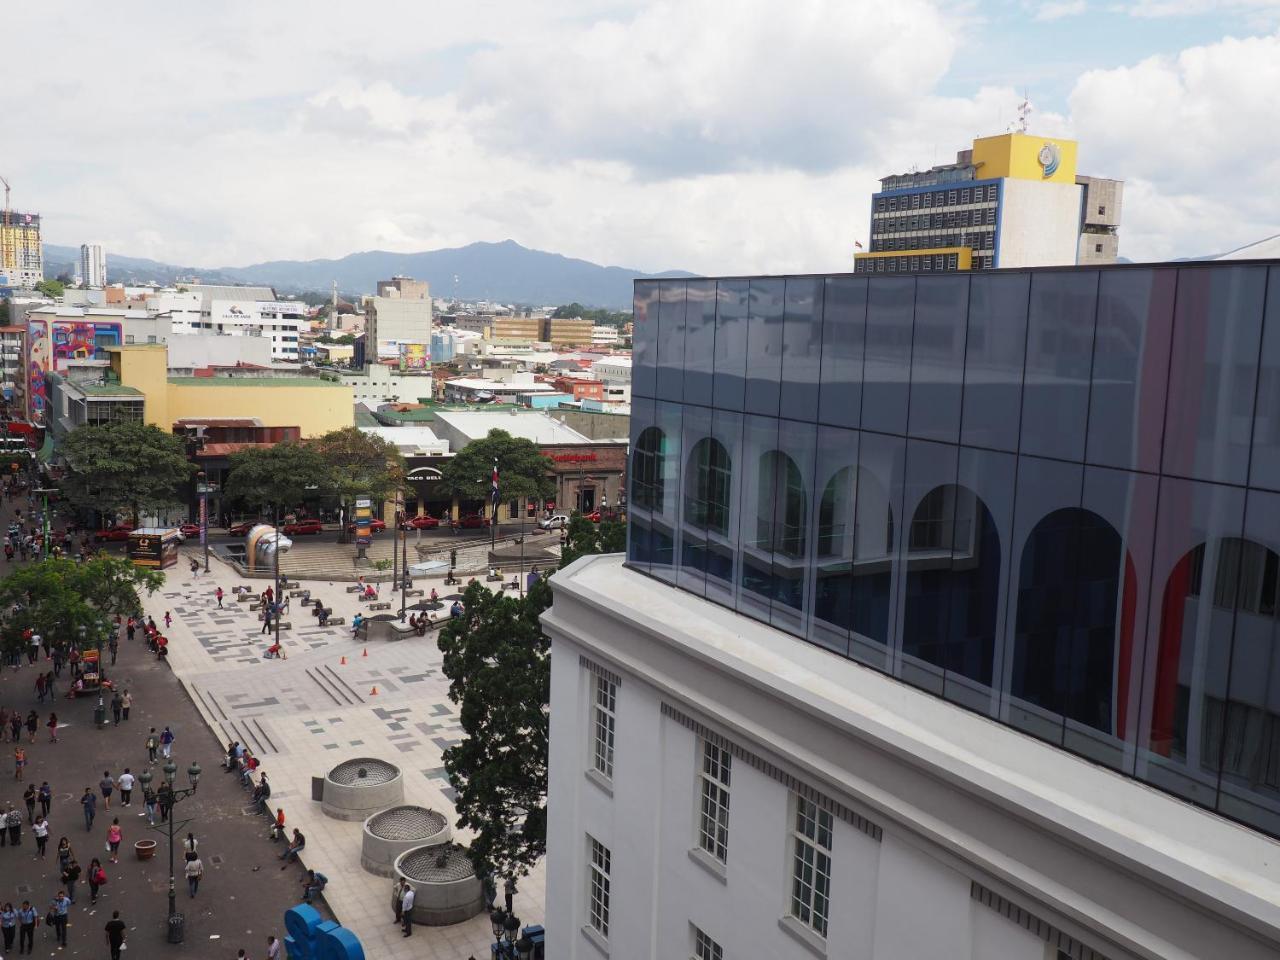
[26,320,122,420]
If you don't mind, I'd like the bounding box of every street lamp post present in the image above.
[32,487,56,560]
[195,471,210,573]
[488,908,533,959]
[272,503,282,651]
[139,759,201,944]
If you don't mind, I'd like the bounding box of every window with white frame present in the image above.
[697,740,731,861]
[789,795,833,937]
[693,925,724,960]
[592,674,617,779]
[588,836,611,938]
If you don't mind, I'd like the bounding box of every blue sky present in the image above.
[4,0,1278,276]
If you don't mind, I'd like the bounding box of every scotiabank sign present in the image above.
[545,452,597,463]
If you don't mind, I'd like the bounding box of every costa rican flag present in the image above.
[491,460,500,505]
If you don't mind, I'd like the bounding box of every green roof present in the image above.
[167,377,348,388]
[79,383,143,397]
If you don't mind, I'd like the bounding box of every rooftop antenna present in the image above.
[1016,90,1032,133]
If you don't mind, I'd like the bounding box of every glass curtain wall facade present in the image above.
[628,263,1280,840]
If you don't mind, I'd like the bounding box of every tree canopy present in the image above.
[437,579,551,891]
[35,279,65,299]
[223,442,332,514]
[310,427,404,541]
[0,555,162,655]
[59,421,193,523]
[442,429,553,507]
[551,303,630,327]
[560,514,625,568]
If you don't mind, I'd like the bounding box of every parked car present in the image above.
[401,514,440,530]
[283,519,324,536]
[179,523,201,538]
[455,514,490,529]
[538,514,570,530]
[94,524,134,543]
[345,519,387,534]
[228,520,256,537]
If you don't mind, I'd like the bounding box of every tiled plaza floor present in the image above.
[145,554,547,960]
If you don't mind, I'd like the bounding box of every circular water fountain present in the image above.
[393,843,486,926]
[361,805,450,877]
[320,758,404,821]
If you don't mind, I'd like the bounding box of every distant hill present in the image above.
[42,239,695,309]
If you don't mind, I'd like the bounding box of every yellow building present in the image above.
[107,344,353,437]
[855,131,1122,274]
[0,211,43,289]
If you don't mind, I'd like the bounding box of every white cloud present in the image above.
[1035,0,1088,20]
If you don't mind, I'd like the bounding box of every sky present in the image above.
[5,0,1280,276]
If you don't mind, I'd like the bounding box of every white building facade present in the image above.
[206,299,305,360]
[79,243,106,288]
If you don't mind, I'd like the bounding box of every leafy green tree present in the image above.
[442,429,553,514]
[0,299,9,324]
[223,442,332,518]
[437,579,551,896]
[309,427,404,542]
[35,279,65,299]
[0,555,162,656]
[59,421,193,524]
[560,515,625,568]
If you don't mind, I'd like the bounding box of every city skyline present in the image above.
[5,0,1278,276]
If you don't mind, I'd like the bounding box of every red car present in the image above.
[228,520,256,537]
[179,523,201,538]
[586,511,602,523]
[455,514,490,529]
[94,524,134,542]
[345,519,387,534]
[401,515,440,530]
[283,519,323,536]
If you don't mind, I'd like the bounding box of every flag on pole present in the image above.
[491,459,500,505]
[854,240,864,250]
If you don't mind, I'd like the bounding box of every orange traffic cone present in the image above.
[370,685,378,696]
[339,655,347,665]
[362,648,368,658]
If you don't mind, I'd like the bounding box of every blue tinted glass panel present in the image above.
[737,415,782,622]
[769,419,817,637]
[810,425,860,656]
[677,405,716,597]
[1086,269,1175,472]
[849,431,904,672]
[1249,266,1280,490]
[1020,271,1099,461]
[744,280,785,416]
[908,275,969,443]
[780,279,823,421]
[818,278,866,429]
[1162,265,1266,485]
[647,401,683,585]
[655,281,687,401]
[632,280,659,399]
[683,280,717,407]
[713,281,749,411]
[863,277,914,436]
[703,409,744,608]
[626,396,656,570]
[961,273,1029,452]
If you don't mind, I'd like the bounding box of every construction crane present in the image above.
[0,174,9,227]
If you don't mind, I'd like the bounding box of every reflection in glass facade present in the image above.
[627,262,1280,840]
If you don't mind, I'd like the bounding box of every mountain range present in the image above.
[41,239,694,309]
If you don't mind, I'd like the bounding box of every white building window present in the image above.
[789,796,833,938]
[592,674,616,779]
[693,925,724,960]
[588,836,611,938]
[697,740,731,861]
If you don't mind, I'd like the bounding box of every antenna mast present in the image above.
[1016,90,1032,133]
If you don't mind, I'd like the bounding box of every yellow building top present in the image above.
[971,132,1078,185]
[854,246,973,270]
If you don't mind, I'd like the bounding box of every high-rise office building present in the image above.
[542,264,1280,960]
[80,243,107,288]
[0,211,42,290]
[854,132,1122,274]
[366,276,432,364]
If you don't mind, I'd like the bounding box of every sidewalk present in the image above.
[145,550,546,960]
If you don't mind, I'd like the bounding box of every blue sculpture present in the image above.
[284,904,365,960]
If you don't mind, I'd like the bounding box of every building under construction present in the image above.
[0,176,43,290]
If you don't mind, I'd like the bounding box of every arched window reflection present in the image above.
[814,467,894,646]
[903,485,1001,687]
[757,451,806,559]
[684,438,732,536]
[631,427,665,511]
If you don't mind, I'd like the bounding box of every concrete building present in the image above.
[366,276,432,364]
[544,317,594,346]
[206,299,305,361]
[442,374,558,405]
[0,326,25,411]
[492,316,542,342]
[79,243,106,288]
[0,210,42,290]
[339,364,435,405]
[591,325,620,346]
[855,132,1123,274]
[542,265,1280,960]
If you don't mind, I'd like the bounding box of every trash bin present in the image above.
[168,912,185,943]
[311,776,325,802]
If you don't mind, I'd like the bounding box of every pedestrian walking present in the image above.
[104,909,127,960]
[16,900,36,954]
[107,818,121,863]
[22,784,34,823]
[110,691,123,725]
[99,771,114,809]
[121,689,132,721]
[185,853,204,897]
[266,934,282,959]
[400,883,415,937]
[87,857,106,904]
[61,859,80,904]
[108,634,118,665]
[216,586,224,608]
[6,805,21,846]
[7,711,19,744]
[49,891,70,947]
[56,836,71,871]
[24,710,36,743]
[145,727,159,763]
[46,712,57,743]
[0,902,14,954]
[32,815,47,859]
[157,782,172,823]
[34,673,45,703]
[164,610,172,630]
[160,725,175,759]
[143,785,157,825]
[118,768,134,806]
[81,787,97,831]
[38,781,50,818]
[125,619,135,643]
[183,832,198,858]
[44,670,54,698]
[12,746,23,781]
